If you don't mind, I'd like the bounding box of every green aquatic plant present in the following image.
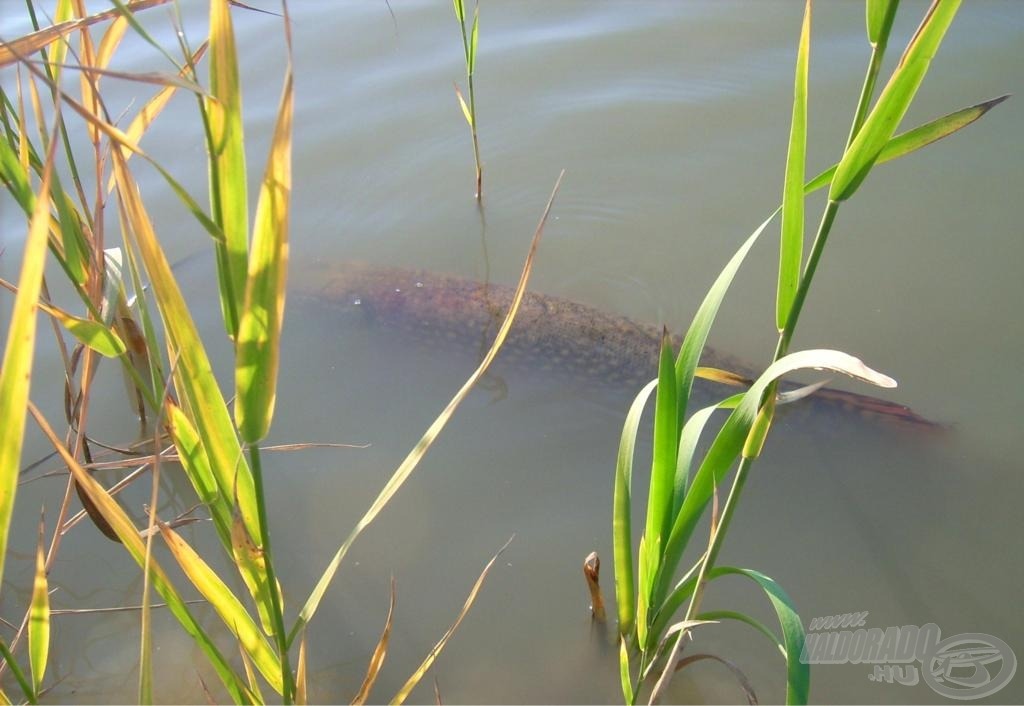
[0,2,556,703]
[609,0,1005,702]
[452,0,482,200]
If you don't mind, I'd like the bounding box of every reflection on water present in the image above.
[4,1,1022,703]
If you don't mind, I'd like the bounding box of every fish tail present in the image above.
[807,387,948,434]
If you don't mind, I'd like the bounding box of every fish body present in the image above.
[297,260,940,431]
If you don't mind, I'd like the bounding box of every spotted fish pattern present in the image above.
[297,261,941,432]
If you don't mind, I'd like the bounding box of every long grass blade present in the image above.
[0,122,56,591]
[352,577,396,705]
[109,147,260,544]
[674,212,775,424]
[390,536,514,705]
[0,640,34,705]
[235,68,293,443]
[672,393,743,518]
[158,521,284,694]
[612,378,657,639]
[295,630,308,705]
[718,568,808,705]
[208,0,249,338]
[777,0,811,331]
[29,517,50,696]
[829,0,962,201]
[0,0,172,68]
[292,172,564,640]
[618,639,634,706]
[27,404,253,704]
[643,332,677,574]
[804,95,1009,194]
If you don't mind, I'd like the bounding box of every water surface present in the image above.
[2,2,1022,703]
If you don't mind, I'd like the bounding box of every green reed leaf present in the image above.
[867,0,898,47]
[778,0,811,331]
[236,70,292,443]
[657,350,896,611]
[208,0,249,339]
[613,378,657,639]
[159,521,284,694]
[29,521,50,696]
[830,0,962,201]
[804,95,1009,194]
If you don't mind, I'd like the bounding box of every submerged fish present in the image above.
[296,260,940,431]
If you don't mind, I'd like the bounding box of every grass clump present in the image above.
[609,1,1005,702]
[0,2,556,702]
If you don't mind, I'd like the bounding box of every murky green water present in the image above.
[2,1,1022,703]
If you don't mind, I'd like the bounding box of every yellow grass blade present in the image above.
[49,0,74,72]
[390,537,514,705]
[295,631,308,706]
[26,403,252,703]
[158,521,284,695]
[96,15,130,70]
[292,171,564,640]
[352,578,396,705]
[0,0,172,68]
[235,70,293,442]
[0,127,56,591]
[109,147,260,542]
[237,644,266,705]
[29,517,50,695]
[230,506,278,636]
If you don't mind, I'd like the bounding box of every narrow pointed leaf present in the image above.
[778,0,811,330]
[0,134,55,590]
[27,405,252,703]
[644,333,677,565]
[390,538,513,705]
[468,4,479,75]
[830,0,963,201]
[29,522,50,695]
[804,95,1009,194]
[454,83,473,127]
[208,0,249,338]
[613,379,657,639]
[676,211,776,422]
[719,568,808,705]
[618,639,634,705]
[293,173,563,640]
[236,70,293,443]
[158,521,284,694]
[295,631,308,705]
[353,578,396,705]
